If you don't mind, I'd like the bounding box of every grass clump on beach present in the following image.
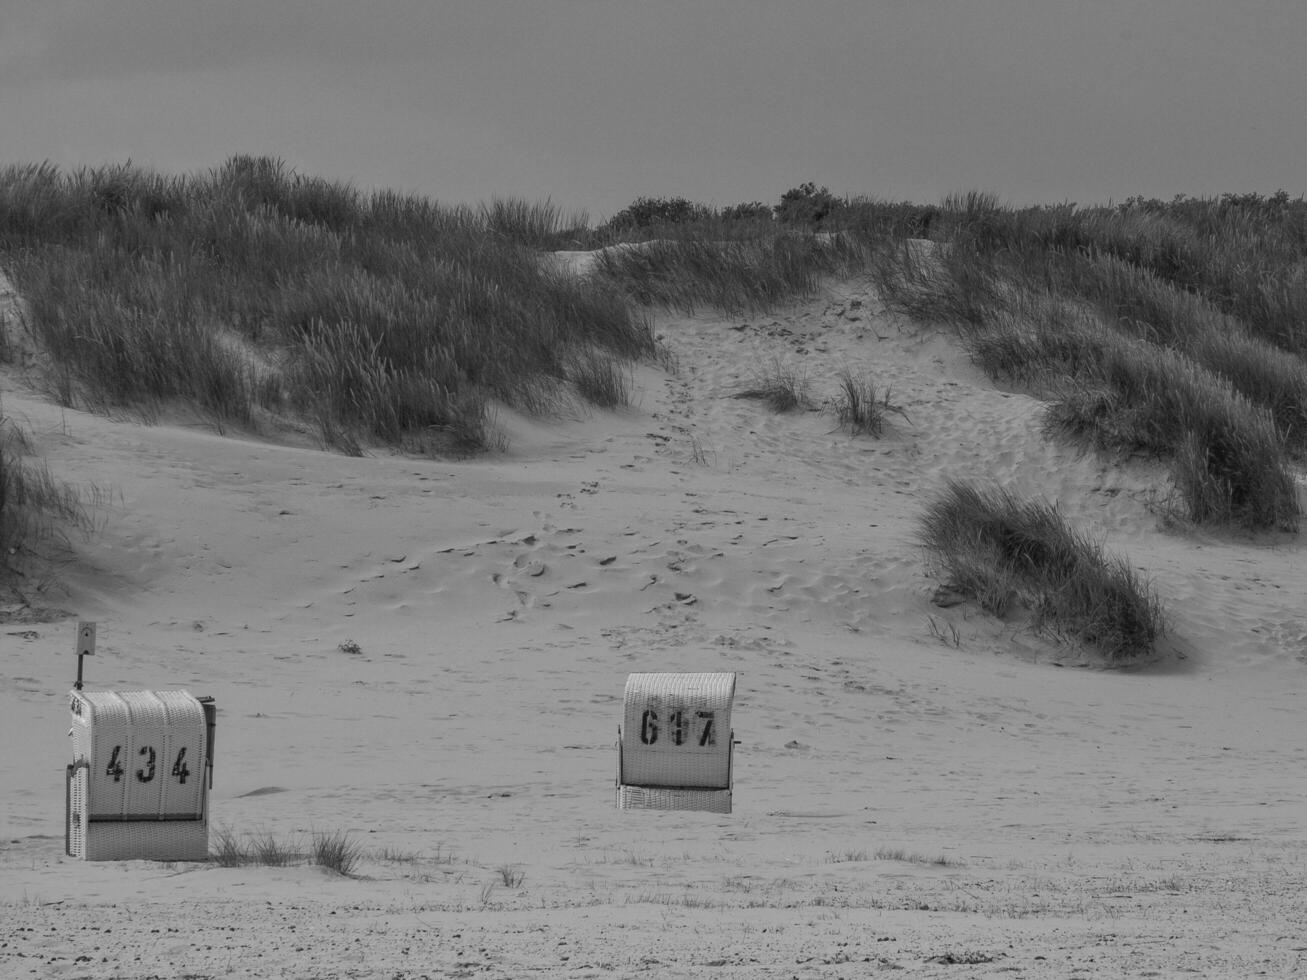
[733,358,813,413]
[832,369,909,436]
[210,826,363,876]
[919,479,1165,661]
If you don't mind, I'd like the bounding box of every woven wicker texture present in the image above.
[620,672,735,790]
[68,690,210,861]
[82,819,209,862]
[615,785,732,814]
[67,764,88,858]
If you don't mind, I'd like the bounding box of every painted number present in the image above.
[171,748,190,784]
[102,745,192,785]
[697,710,717,747]
[640,709,659,745]
[105,745,125,782]
[136,745,157,783]
[638,707,716,747]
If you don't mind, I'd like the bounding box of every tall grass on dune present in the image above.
[8,247,269,423]
[1024,252,1307,450]
[868,236,1010,330]
[870,213,1304,532]
[594,231,864,314]
[919,480,1165,661]
[480,197,590,249]
[0,157,654,454]
[0,407,98,584]
[933,192,1307,356]
[967,311,1301,532]
[1043,346,1299,532]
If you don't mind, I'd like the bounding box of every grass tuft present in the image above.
[734,358,813,413]
[497,864,526,888]
[832,370,909,436]
[209,826,362,876]
[251,832,298,867]
[209,826,251,868]
[312,830,363,876]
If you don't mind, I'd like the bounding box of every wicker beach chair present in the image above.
[616,672,736,813]
[67,690,215,861]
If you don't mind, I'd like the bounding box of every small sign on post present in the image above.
[74,622,96,691]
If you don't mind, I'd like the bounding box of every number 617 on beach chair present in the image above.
[616,672,736,814]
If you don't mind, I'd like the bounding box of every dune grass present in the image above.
[919,480,1165,661]
[593,231,865,314]
[872,200,1304,532]
[0,405,99,584]
[0,157,654,456]
[585,193,946,315]
[942,192,1307,355]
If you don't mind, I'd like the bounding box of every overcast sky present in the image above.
[3,1,1304,219]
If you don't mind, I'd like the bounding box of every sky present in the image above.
[2,0,1304,221]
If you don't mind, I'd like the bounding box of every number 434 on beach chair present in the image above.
[616,672,737,814]
[64,623,216,861]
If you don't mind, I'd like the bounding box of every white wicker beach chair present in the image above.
[67,690,215,861]
[616,672,736,813]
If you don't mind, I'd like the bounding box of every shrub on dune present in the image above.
[919,479,1165,661]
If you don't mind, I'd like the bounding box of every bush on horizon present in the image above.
[774,182,840,227]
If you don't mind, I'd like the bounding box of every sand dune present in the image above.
[2,264,1305,978]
